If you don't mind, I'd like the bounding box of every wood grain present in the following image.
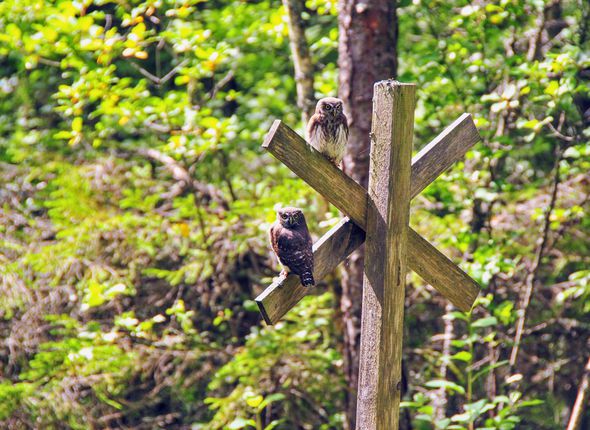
[355,80,414,430]
[256,115,481,322]
[262,120,367,227]
[256,217,365,325]
[407,229,480,312]
[410,113,481,197]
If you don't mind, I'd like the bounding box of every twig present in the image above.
[509,144,563,367]
[137,148,228,210]
[547,122,575,142]
[129,61,161,83]
[567,352,590,430]
[527,6,546,61]
[38,57,61,67]
[282,0,316,126]
[432,302,453,421]
[208,69,235,101]
[128,59,188,86]
[160,59,189,85]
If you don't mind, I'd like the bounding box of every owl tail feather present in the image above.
[299,272,315,288]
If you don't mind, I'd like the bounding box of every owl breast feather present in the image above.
[311,123,348,163]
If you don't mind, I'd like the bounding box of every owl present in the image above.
[269,207,315,287]
[307,97,349,166]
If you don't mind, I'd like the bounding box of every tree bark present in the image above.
[337,1,398,428]
[282,0,316,128]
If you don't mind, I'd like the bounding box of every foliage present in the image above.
[0,0,589,428]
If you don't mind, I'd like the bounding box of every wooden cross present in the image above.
[255,80,482,429]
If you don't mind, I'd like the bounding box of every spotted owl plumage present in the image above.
[307,97,349,166]
[269,207,314,287]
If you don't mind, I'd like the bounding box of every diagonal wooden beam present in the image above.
[256,115,481,323]
[257,218,365,324]
[410,113,480,197]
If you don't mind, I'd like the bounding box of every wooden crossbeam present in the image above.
[256,218,364,324]
[256,114,481,324]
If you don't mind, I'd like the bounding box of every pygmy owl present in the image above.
[307,97,349,166]
[269,207,314,287]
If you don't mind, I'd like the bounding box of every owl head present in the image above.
[316,97,343,117]
[277,207,305,228]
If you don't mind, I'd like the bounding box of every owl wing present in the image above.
[341,114,349,140]
[307,113,322,150]
[273,227,313,276]
[269,222,281,260]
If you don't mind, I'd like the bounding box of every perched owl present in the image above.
[269,207,315,287]
[307,97,349,166]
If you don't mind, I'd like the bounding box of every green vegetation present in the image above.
[0,0,588,428]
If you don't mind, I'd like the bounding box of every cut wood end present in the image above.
[255,297,273,325]
[374,79,416,88]
[459,113,483,144]
[450,279,481,312]
[458,291,480,312]
[469,115,483,143]
[261,120,283,149]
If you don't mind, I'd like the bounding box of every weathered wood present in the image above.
[407,229,479,312]
[411,113,480,197]
[256,218,365,325]
[257,116,480,322]
[264,113,481,213]
[355,80,414,430]
[262,120,367,227]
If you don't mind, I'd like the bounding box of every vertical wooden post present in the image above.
[356,80,415,430]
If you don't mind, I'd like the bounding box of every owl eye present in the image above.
[324,104,332,111]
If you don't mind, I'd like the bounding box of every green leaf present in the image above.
[451,351,472,362]
[517,399,544,408]
[471,317,498,328]
[425,380,466,395]
[72,117,83,132]
[228,417,256,429]
[245,394,263,408]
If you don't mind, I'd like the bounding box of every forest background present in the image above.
[0,0,589,429]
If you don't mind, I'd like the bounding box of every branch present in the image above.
[509,144,563,367]
[137,148,228,210]
[128,59,188,86]
[527,6,546,61]
[282,0,316,127]
[432,302,454,421]
[567,353,590,430]
[547,122,575,142]
[208,69,235,101]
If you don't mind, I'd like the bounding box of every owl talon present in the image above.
[280,269,289,278]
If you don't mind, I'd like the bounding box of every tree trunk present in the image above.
[282,0,316,128]
[337,1,398,428]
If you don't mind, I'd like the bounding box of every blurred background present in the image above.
[0,0,588,429]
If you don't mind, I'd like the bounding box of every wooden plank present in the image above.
[410,113,481,197]
[256,218,365,324]
[262,120,367,227]
[356,80,414,430]
[407,229,479,312]
[264,113,481,211]
[257,114,481,323]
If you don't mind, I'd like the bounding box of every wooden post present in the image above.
[356,81,415,430]
[257,116,481,324]
[255,80,487,428]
